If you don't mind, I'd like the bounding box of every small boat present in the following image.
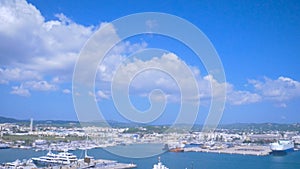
[1,159,37,169]
[153,157,169,169]
[168,143,185,152]
[0,143,10,149]
[169,147,184,152]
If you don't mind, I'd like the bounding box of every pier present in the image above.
[184,145,272,156]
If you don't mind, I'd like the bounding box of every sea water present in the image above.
[0,146,300,169]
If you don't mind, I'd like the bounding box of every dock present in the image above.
[0,159,136,169]
[184,145,272,156]
[40,159,137,169]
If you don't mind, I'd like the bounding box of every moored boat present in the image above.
[153,157,169,169]
[169,147,184,152]
[270,140,294,154]
[32,150,77,166]
[0,143,10,149]
[1,159,37,169]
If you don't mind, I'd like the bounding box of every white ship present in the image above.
[32,150,77,166]
[153,157,169,169]
[31,149,137,168]
[270,140,294,153]
[0,143,10,149]
[0,159,37,169]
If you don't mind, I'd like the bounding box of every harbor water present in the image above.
[0,145,300,169]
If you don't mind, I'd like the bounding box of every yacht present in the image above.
[1,159,37,169]
[32,150,78,166]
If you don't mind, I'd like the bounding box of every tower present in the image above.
[30,118,33,132]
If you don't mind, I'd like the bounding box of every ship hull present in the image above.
[32,159,70,167]
[272,147,294,152]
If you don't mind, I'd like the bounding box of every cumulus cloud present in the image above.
[62,89,71,94]
[10,80,57,97]
[0,0,95,94]
[225,76,300,106]
[10,85,30,97]
[97,90,110,99]
[0,68,41,84]
[0,0,145,96]
[0,0,93,66]
[227,90,262,105]
[249,76,300,102]
[109,53,200,103]
[95,53,227,105]
[24,81,57,91]
[1,0,299,110]
[95,51,300,107]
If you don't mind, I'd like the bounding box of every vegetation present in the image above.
[1,134,85,146]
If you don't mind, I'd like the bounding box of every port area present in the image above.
[76,159,136,169]
[184,145,272,156]
[39,159,137,169]
[0,159,137,169]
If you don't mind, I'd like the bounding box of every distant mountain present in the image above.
[0,116,136,128]
[0,116,299,131]
[0,116,79,126]
[218,123,300,132]
[0,116,22,123]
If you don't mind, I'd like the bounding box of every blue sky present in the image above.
[0,0,299,124]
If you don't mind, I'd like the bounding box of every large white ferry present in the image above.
[32,150,78,166]
[270,140,294,153]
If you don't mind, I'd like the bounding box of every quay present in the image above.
[184,145,272,156]
[38,158,137,169]
[72,159,136,169]
[0,158,136,169]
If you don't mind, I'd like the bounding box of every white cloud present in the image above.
[62,89,71,94]
[0,0,94,90]
[10,85,30,97]
[227,90,262,105]
[0,0,145,97]
[145,19,158,30]
[249,76,300,102]
[96,51,300,107]
[24,81,57,91]
[1,0,299,110]
[9,80,57,97]
[0,68,41,84]
[224,76,300,106]
[109,53,199,102]
[96,53,226,104]
[277,103,287,108]
[97,90,110,99]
